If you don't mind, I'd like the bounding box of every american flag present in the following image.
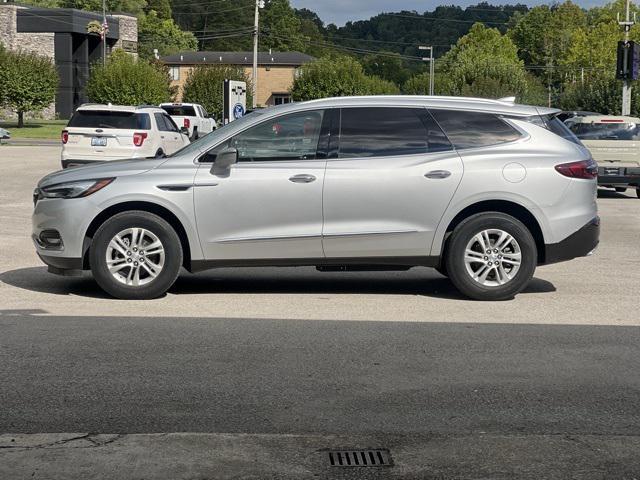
[100,17,109,40]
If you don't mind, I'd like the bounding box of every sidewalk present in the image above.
[1,138,59,146]
[2,432,639,479]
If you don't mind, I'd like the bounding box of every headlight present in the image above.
[38,178,114,199]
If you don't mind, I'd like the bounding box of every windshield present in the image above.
[67,111,150,130]
[161,105,196,116]
[167,110,264,158]
[567,121,640,140]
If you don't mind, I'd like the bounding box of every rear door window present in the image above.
[154,113,170,131]
[67,111,151,130]
[338,107,451,158]
[429,110,522,149]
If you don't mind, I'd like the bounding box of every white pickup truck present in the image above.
[159,103,217,140]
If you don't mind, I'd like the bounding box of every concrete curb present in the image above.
[2,432,640,479]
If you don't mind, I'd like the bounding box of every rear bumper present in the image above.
[543,216,600,265]
[597,166,640,187]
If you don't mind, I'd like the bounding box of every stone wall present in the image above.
[111,13,138,58]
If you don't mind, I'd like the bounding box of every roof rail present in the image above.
[136,105,161,109]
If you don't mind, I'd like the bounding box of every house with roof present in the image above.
[161,51,314,107]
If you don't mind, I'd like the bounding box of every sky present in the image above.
[290,0,606,26]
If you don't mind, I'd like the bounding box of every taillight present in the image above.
[555,159,598,179]
[133,132,148,147]
[183,118,190,128]
[61,130,68,144]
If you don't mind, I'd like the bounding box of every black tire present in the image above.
[90,211,183,300]
[636,188,640,199]
[615,187,627,193]
[444,212,537,301]
[191,128,199,141]
[155,149,165,158]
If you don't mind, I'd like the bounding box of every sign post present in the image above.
[223,80,247,125]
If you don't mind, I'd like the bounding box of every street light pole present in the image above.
[419,46,434,95]
[252,0,264,109]
[620,0,635,115]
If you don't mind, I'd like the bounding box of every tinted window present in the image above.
[68,111,150,130]
[229,110,324,162]
[164,114,179,132]
[339,108,442,158]
[567,121,640,140]
[161,105,196,116]
[154,113,169,131]
[430,110,521,149]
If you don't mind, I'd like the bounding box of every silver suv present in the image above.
[32,96,599,301]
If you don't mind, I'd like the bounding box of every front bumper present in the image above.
[37,253,83,276]
[597,166,640,187]
[544,216,600,265]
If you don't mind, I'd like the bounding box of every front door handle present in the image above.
[289,174,316,183]
[425,170,451,179]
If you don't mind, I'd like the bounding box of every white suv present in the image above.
[61,104,190,169]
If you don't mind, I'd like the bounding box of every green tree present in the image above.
[181,66,253,122]
[137,11,197,59]
[86,50,173,105]
[262,0,306,52]
[437,23,529,100]
[58,0,146,16]
[362,53,411,87]
[145,0,171,20]
[0,49,58,127]
[291,55,398,101]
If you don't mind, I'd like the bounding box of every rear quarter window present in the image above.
[567,121,640,141]
[429,110,522,149]
[67,111,150,130]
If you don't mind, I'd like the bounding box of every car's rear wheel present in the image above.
[192,127,199,141]
[90,211,182,299]
[636,188,640,199]
[155,149,165,158]
[445,212,537,301]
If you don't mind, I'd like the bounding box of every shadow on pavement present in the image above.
[0,266,556,300]
[597,188,638,199]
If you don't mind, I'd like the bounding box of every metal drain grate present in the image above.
[326,449,393,467]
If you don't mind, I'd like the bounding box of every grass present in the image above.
[0,119,67,140]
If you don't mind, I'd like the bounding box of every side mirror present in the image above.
[210,147,237,173]
[180,126,189,136]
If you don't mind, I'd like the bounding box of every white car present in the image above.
[160,103,217,140]
[61,104,190,169]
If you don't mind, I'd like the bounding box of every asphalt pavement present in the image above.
[1,146,639,479]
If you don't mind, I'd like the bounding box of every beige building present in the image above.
[161,51,314,107]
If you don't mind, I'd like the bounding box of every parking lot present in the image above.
[1,146,640,478]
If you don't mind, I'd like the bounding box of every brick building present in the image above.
[0,2,137,119]
[161,51,314,107]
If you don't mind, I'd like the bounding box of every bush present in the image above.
[0,49,58,127]
[291,55,399,101]
[86,50,173,105]
[181,66,253,121]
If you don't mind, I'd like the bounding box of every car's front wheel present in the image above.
[90,211,183,299]
[445,212,537,301]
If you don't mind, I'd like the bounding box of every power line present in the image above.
[173,5,252,16]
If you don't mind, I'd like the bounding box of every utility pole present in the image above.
[252,0,264,109]
[101,0,107,66]
[418,46,434,95]
[619,0,635,115]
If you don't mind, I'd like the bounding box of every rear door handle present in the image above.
[425,170,451,179]
[289,174,316,183]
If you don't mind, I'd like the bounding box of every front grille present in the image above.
[325,449,393,467]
